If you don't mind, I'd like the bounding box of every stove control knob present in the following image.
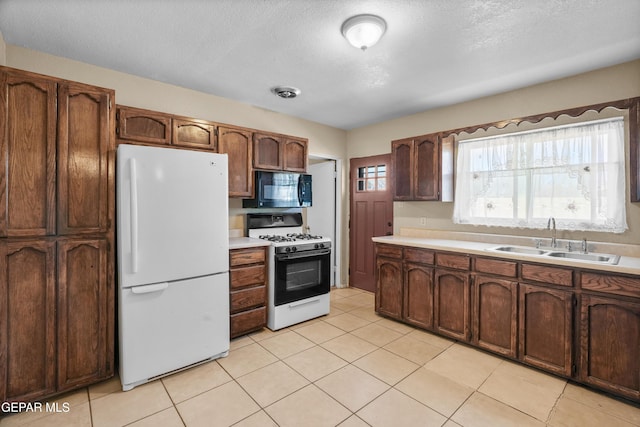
[291,246,297,252]
[315,243,323,249]
[285,247,291,253]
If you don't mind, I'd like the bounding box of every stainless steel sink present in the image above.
[489,246,547,255]
[546,251,620,265]
[487,245,620,265]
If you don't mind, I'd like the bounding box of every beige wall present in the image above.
[347,59,640,246]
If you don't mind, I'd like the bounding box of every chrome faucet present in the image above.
[547,217,557,248]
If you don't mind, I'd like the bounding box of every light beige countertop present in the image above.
[229,237,271,250]
[373,231,640,276]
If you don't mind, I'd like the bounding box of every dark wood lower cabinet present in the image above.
[375,254,403,320]
[404,262,434,329]
[57,239,113,392]
[229,247,268,338]
[519,283,573,377]
[0,240,56,402]
[434,269,471,341]
[580,295,640,401]
[473,275,518,358]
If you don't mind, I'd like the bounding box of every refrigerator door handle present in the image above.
[130,282,169,294]
[130,158,139,273]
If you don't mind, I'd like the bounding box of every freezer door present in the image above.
[119,273,230,390]
[117,144,229,288]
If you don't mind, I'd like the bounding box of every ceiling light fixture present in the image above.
[341,14,387,51]
[271,86,301,99]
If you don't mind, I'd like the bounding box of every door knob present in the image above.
[387,222,392,227]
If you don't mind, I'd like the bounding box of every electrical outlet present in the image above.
[419,217,427,226]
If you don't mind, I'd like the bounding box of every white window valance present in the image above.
[452,117,627,233]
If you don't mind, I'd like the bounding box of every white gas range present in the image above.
[247,213,331,330]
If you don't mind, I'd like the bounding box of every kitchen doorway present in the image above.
[349,154,393,292]
[306,156,342,287]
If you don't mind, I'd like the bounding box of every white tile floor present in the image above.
[2,287,639,426]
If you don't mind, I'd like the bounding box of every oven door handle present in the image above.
[276,249,331,260]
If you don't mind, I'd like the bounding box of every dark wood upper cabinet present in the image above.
[391,134,440,201]
[116,106,171,145]
[172,118,217,150]
[253,132,308,172]
[57,82,112,236]
[282,138,308,172]
[0,70,57,237]
[218,126,253,197]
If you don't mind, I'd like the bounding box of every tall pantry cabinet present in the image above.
[0,67,115,402]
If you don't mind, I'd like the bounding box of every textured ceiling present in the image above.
[1,0,639,130]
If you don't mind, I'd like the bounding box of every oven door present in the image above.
[274,248,331,306]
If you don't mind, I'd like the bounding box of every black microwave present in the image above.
[242,171,312,208]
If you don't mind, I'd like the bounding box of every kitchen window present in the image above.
[453,117,627,233]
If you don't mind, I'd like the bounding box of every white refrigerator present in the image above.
[116,144,230,391]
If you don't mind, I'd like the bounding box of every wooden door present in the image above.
[473,275,518,357]
[57,239,112,392]
[253,133,282,170]
[519,284,573,377]
[218,126,253,197]
[0,69,57,237]
[580,294,640,401]
[282,138,307,172]
[57,82,112,235]
[349,155,393,292]
[172,118,217,150]
[0,240,56,402]
[434,269,471,341]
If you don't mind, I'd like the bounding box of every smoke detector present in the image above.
[271,86,301,99]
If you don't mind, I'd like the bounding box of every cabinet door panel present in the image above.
[391,139,413,200]
[218,126,253,197]
[116,106,171,145]
[519,284,573,376]
[172,118,216,150]
[57,83,111,235]
[57,239,112,391]
[253,133,282,170]
[0,240,56,402]
[375,257,402,319]
[0,70,57,237]
[414,136,439,200]
[474,275,518,357]
[282,138,307,172]
[580,295,640,401]
[434,269,471,341]
[404,263,434,329]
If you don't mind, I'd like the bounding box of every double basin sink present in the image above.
[487,245,620,265]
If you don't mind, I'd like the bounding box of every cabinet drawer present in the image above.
[404,248,434,265]
[231,306,266,338]
[521,263,573,287]
[436,253,470,270]
[376,244,402,259]
[475,257,517,278]
[230,265,265,289]
[230,247,266,267]
[231,286,266,312]
[581,272,640,298]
